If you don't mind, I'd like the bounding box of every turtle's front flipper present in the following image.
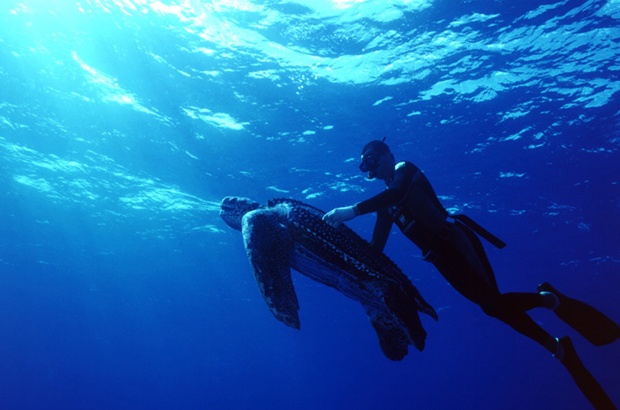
[243,208,300,329]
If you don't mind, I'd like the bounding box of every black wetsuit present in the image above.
[355,161,553,349]
[355,161,617,408]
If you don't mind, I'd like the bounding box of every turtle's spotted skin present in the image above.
[220,196,437,360]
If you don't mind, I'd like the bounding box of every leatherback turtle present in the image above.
[220,196,437,360]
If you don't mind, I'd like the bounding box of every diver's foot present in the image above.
[553,337,566,361]
[553,336,578,363]
[538,282,620,346]
[555,336,617,409]
[537,282,560,310]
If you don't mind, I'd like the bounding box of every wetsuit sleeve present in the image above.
[355,162,416,215]
[369,208,392,252]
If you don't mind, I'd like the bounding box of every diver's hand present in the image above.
[322,205,357,227]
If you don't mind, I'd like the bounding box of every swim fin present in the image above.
[538,282,620,346]
[556,336,616,410]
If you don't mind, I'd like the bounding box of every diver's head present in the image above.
[359,138,393,180]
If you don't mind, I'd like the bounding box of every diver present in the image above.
[322,139,619,409]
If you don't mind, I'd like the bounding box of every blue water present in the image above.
[1,0,619,408]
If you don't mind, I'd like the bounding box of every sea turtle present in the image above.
[220,196,438,360]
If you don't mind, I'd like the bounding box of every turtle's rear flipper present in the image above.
[384,286,427,352]
[366,307,409,361]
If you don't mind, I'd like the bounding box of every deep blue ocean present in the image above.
[1,1,619,409]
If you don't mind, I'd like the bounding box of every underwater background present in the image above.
[1,0,619,409]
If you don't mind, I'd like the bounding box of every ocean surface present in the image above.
[1,1,619,409]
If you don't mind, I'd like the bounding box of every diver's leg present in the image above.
[433,261,559,352]
[483,299,558,352]
[461,284,616,409]
[433,229,615,408]
[432,226,557,350]
[499,291,557,312]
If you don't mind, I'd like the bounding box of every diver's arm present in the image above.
[355,162,415,215]
[322,162,415,227]
[369,208,392,252]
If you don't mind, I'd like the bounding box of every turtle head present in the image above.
[220,196,261,230]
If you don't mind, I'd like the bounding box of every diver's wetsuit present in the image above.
[355,161,553,349]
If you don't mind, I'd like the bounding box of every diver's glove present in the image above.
[322,205,358,227]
